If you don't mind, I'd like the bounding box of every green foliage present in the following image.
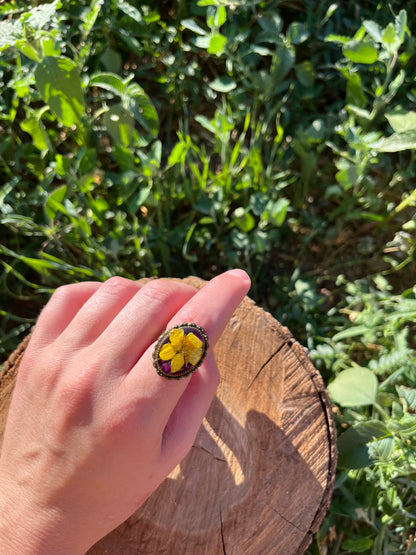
[312,276,416,553]
[328,367,379,407]
[0,1,415,553]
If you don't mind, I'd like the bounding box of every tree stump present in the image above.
[0,277,337,554]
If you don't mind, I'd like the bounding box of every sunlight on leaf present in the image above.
[34,56,85,127]
[208,76,236,92]
[328,367,378,407]
[343,40,378,63]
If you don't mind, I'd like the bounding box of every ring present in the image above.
[152,323,209,379]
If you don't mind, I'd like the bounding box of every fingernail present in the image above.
[226,269,251,282]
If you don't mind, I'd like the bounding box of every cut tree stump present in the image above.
[0,277,337,554]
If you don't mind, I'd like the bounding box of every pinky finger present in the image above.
[159,351,220,472]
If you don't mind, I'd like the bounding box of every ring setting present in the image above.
[153,323,209,379]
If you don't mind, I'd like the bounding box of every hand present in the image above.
[0,270,250,554]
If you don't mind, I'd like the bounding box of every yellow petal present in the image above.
[186,346,202,365]
[159,343,176,361]
[171,353,185,373]
[169,328,184,348]
[184,332,202,350]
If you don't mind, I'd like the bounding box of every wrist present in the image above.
[0,478,84,555]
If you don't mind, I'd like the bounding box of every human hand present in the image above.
[0,270,250,554]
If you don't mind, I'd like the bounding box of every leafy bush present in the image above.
[0,0,415,552]
[312,275,416,553]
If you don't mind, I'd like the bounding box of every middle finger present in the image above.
[89,279,197,372]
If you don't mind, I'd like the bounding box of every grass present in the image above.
[0,0,415,552]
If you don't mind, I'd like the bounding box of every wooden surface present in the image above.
[0,277,337,554]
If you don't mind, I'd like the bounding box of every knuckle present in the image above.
[104,401,136,436]
[100,276,139,297]
[139,279,176,304]
[174,306,200,325]
[51,283,78,303]
[140,279,195,306]
[56,365,97,412]
[18,346,64,391]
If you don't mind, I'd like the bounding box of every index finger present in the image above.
[166,269,251,344]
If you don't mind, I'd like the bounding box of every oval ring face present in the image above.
[152,323,209,379]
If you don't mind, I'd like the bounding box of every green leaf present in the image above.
[343,40,378,64]
[127,185,152,215]
[287,22,309,45]
[80,0,104,38]
[263,45,295,98]
[338,420,389,468]
[347,105,371,120]
[342,537,373,552]
[20,116,51,151]
[116,29,143,57]
[193,35,210,49]
[321,3,338,25]
[332,325,368,343]
[181,18,207,35]
[206,8,216,29]
[382,22,399,52]
[117,0,143,23]
[256,31,283,45]
[15,39,42,62]
[388,69,405,96]
[353,25,366,41]
[396,386,416,410]
[207,33,227,54]
[368,436,394,462]
[126,82,159,142]
[395,9,407,44]
[232,207,255,233]
[89,72,125,96]
[385,109,416,133]
[22,0,61,30]
[168,141,187,166]
[335,165,359,191]
[250,193,269,216]
[295,61,315,87]
[45,185,67,221]
[0,244,94,279]
[100,47,122,73]
[102,103,135,147]
[363,20,382,42]
[325,33,349,45]
[379,131,416,152]
[215,6,227,27]
[0,19,23,50]
[34,56,85,127]
[195,114,216,133]
[139,139,161,171]
[55,154,69,177]
[90,74,158,142]
[345,72,367,108]
[328,367,378,407]
[41,36,60,57]
[208,76,236,93]
[258,12,282,34]
[263,198,290,226]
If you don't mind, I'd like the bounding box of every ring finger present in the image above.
[124,270,250,426]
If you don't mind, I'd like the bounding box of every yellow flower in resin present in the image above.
[159,328,203,373]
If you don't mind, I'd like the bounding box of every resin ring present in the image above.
[152,323,209,379]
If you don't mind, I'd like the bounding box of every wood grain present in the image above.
[0,277,337,554]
